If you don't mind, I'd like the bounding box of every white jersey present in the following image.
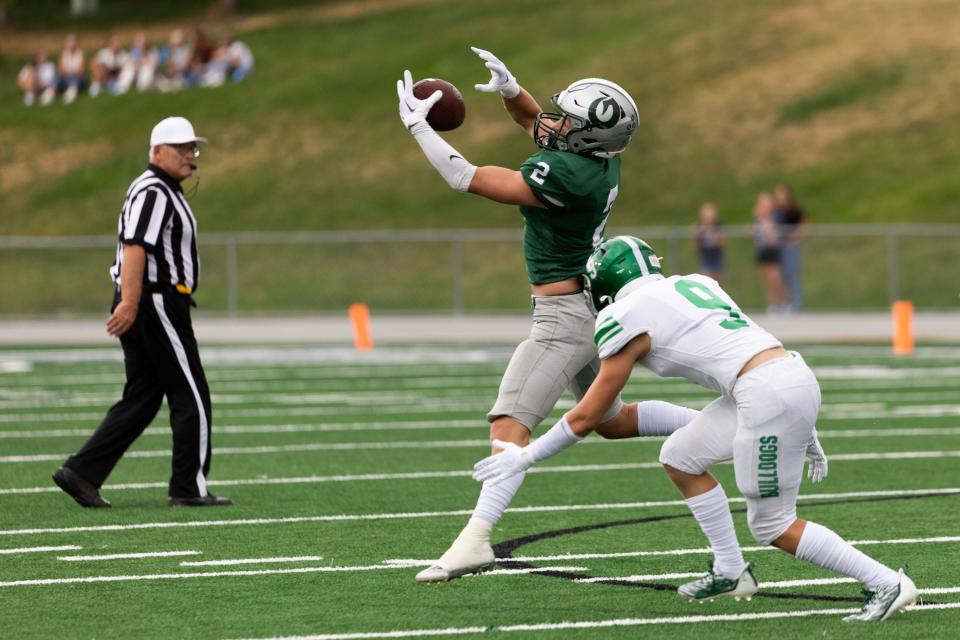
[594,274,781,395]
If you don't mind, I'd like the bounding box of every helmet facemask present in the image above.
[534,111,581,153]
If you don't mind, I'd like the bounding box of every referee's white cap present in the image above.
[150,116,208,147]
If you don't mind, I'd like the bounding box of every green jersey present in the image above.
[519,148,621,284]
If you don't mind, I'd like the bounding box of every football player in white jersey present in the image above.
[473,236,918,622]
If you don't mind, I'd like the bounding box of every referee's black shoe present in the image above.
[52,466,111,508]
[168,494,233,507]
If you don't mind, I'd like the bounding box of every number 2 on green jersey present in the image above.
[675,279,748,329]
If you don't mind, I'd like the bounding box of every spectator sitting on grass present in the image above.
[184,28,215,87]
[157,29,192,92]
[57,34,85,104]
[116,32,159,94]
[18,49,57,107]
[201,36,254,87]
[90,35,127,97]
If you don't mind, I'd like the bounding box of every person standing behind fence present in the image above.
[52,116,232,509]
[773,183,808,312]
[753,191,787,312]
[693,201,725,283]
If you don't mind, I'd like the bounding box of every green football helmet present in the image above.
[585,235,662,310]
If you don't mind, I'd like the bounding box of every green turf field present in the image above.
[1,342,959,638]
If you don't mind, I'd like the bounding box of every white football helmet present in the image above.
[534,78,639,158]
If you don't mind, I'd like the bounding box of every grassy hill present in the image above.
[1,0,958,313]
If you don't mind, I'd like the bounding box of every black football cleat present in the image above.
[168,494,233,507]
[52,466,111,508]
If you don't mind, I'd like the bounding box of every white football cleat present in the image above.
[415,518,495,583]
[678,561,759,602]
[843,569,918,622]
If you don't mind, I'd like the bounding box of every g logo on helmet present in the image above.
[588,97,622,129]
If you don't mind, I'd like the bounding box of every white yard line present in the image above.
[57,550,201,561]
[495,535,960,563]
[4,422,960,441]
[181,556,324,567]
[4,383,959,407]
[5,442,960,464]
[5,458,960,495]
[0,545,80,555]
[0,565,393,587]
[7,400,960,423]
[3,488,959,537]
[226,603,960,640]
[0,420,485,439]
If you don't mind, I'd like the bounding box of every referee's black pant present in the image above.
[65,289,213,499]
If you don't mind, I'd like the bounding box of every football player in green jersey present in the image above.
[399,48,701,583]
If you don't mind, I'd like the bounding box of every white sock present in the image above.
[685,484,746,579]
[637,400,700,436]
[795,521,899,590]
[472,470,525,525]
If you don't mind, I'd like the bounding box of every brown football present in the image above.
[413,78,466,131]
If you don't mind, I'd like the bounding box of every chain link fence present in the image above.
[2,224,958,316]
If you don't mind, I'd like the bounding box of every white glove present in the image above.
[470,46,520,99]
[472,439,532,486]
[396,69,442,129]
[805,431,828,483]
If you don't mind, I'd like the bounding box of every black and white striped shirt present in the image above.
[110,164,200,293]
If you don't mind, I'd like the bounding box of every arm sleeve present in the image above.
[525,414,584,464]
[407,121,477,192]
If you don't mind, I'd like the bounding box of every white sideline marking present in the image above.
[6,457,960,495]
[7,401,960,424]
[2,383,958,409]
[181,556,324,567]
[5,445,960,465]
[3,488,959,537]
[0,545,80,555]
[7,422,960,441]
[0,440,492,463]
[58,550,201,561]
[389,534,960,566]
[0,420,484,439]
[227,603,960,640]
[0,562,477,588]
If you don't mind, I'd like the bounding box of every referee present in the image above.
[53,116,231,508]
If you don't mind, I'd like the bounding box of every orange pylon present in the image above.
[892,300,914,356]
[349,303,374,351]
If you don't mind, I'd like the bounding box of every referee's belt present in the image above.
[145,282,193,295]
